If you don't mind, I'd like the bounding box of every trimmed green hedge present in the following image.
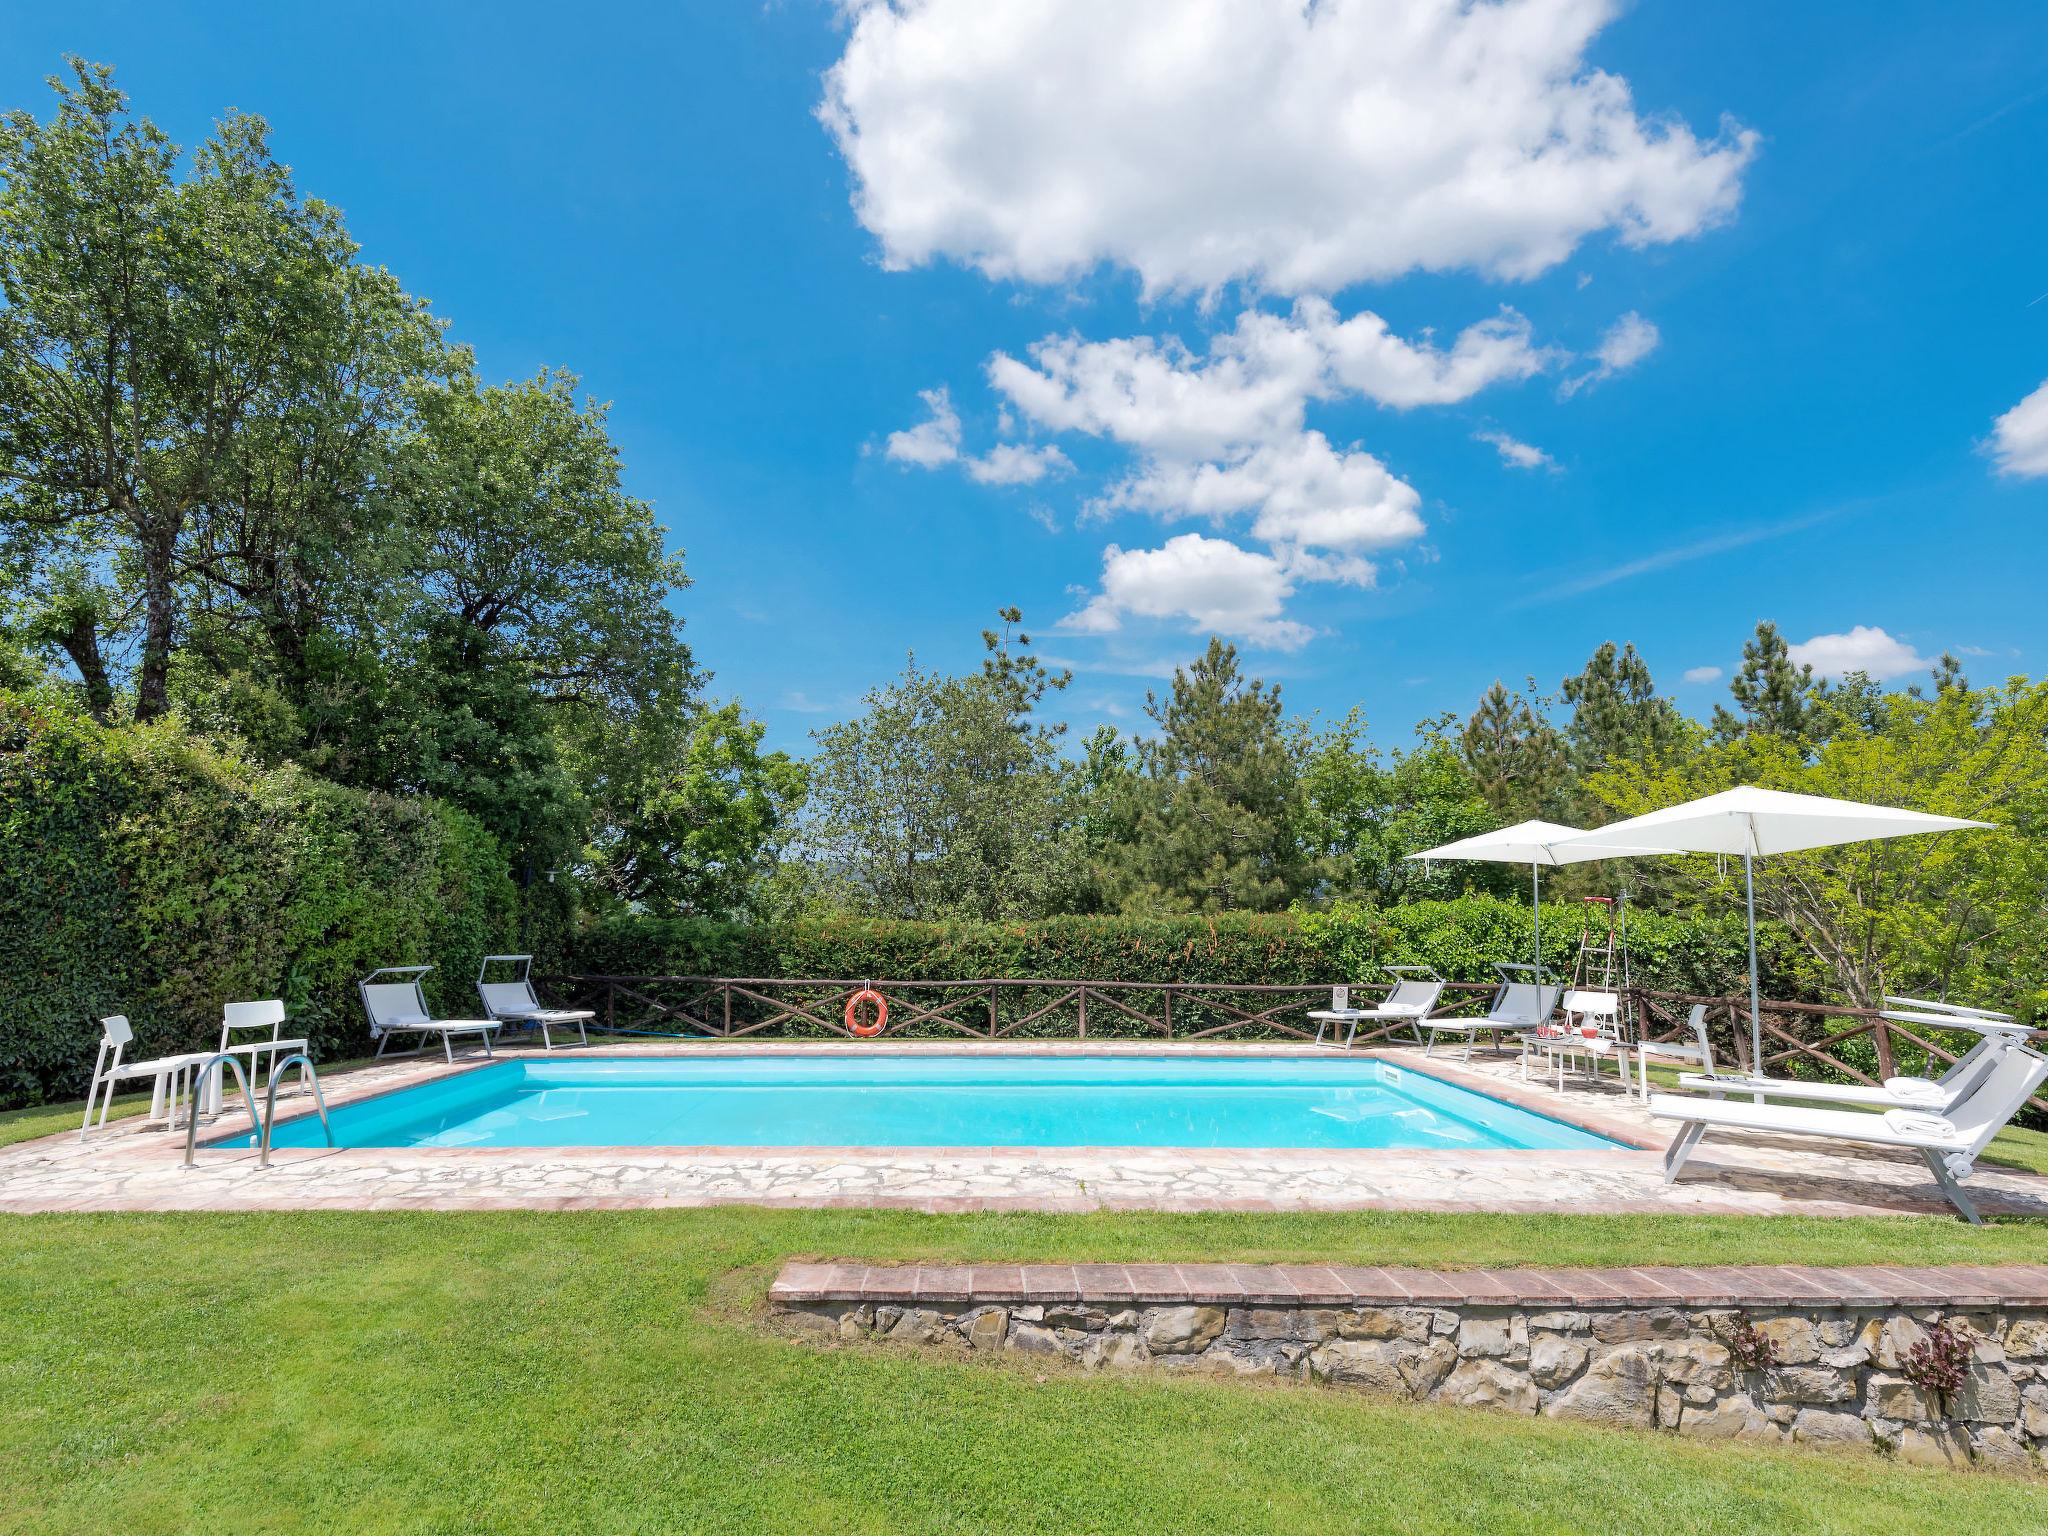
[568,899,1812,1037]
[0,688,517,1108]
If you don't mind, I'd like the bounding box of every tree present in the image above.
[1458,679,1567,818]
[1713,620,1814,741]
[1587,678,2048,1012]
[1561,641,1689,776]
[1291,708,1500,903]
[1113,638,1304,912]
[791,611,1082,921]
[0,61,385,719]
[584,700,805,919]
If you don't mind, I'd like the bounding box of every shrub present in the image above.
[0,688,518,1108]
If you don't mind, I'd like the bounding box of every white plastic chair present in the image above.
[78,1016,211,1139]
[211,1000,310,1110]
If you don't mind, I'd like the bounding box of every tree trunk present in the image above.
[54,608,116,722]
[132,512,180,722]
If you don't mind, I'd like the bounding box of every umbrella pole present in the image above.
[1532,864,1542,979]
[1743,851,1762,1080]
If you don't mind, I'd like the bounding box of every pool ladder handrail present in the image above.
[181,1051,334,1169]
[259,1052,333,1166]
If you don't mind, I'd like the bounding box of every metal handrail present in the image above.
[182,1053,262,1169]
[259,1053,332,1167]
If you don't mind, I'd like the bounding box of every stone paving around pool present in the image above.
[4,1039,2048,1218]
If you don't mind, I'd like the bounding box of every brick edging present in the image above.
[771,1260,2048,1309]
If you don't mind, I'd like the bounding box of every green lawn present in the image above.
[4,1210,2048,1536]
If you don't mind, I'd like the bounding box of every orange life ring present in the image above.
[846,987,888,1038]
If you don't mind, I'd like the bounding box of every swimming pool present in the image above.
[255,1054,1621,1152]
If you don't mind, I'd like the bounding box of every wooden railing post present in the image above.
[1164,988,1173,1039]
[1873,1013,1896,1080]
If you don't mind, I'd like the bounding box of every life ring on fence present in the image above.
[846,987,888,1038]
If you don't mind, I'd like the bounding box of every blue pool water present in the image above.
[257,1055,1620,1152]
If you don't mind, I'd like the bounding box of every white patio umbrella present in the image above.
[1553,787,1991,1073]
[1406,819,1676,980]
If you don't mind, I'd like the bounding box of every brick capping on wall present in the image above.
[771,1261,2048,1309]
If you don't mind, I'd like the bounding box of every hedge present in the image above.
[0,688,518,1108]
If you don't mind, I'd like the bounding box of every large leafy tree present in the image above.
[0,61,389,720]
[1588,677,2048,1012]
[791,612,1082,921]
[1113,638,1304,912]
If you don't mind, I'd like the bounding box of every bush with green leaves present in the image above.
[0,687,517,1107]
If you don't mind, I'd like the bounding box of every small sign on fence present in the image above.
[1331,985,1349,1013]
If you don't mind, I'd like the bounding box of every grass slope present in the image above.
[4,1209,2048,1536]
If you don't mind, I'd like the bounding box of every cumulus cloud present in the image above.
[885,386,1071,485]
[1988,378,2048,478]
[1474,430,1558,471]
[964,442,1072,485]
[1561,311,1660,396]
[990,300,1550,463]
[1788,625,1929,681]
[1102,431,1425,553]
[822,0,1758,296]
[1681,665,1723,685]
[883,386,962,467]
[1063,532,1373,649]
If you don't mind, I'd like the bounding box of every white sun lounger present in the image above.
[359,966,499,1062]
[1311,967,1445,1048]
[1420,964,1561,1061]
[1651,1039,2048,1223]
[1675,996,2029,1113]
[476,954,593,1051]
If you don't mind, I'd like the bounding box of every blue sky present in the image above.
[6,1,2046,752]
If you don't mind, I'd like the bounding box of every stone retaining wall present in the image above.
[771,1262,2048,1473]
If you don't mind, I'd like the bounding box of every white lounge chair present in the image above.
[1523,988,1628,1091]
[78,1016,213,1139]
[1678,1000,2027,1113]
[1311,967,1445,1048]
[476,954,593,1051]
[359,966,499,1062]
[1651,1038,2048,1223]
[1420,964,1562,1061]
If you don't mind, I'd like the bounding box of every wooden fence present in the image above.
[541,973,2045,1110]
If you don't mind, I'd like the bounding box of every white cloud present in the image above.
[1561,311,1660,396]
[1788,625,1929,681]
[1988,378,2048,478]
[1102,430,1424,553]
[1062,532,1376,650]
[990,300,1550,463]
[883,386,961,467]
[885,386,1071,486]
[1681,665,1723,685]
[822,0,1758,296]
[964,442,1072,485]
[1474,430,1558,471]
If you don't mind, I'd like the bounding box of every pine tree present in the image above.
[1114,638,1305,912]
[1459,679,1567,817]
[1713,621,1815,740]
[1561,641,1687,774]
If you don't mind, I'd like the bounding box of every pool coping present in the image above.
[232,1041,1661,1155]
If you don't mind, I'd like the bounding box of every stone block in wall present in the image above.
[2005,1316,2048,1358]
[1528,1334,1589,1389]
[1751,1316,1821,1365]
[1546,1343,1660,1429]
[1589,1308,1687,1345]
[1310,1337,1456,1399]
[1140,1305,1225,1355]
[1440,1358,1538,1415]
[1957,1363,2020,1424]
[1760,1365,1857,1406]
